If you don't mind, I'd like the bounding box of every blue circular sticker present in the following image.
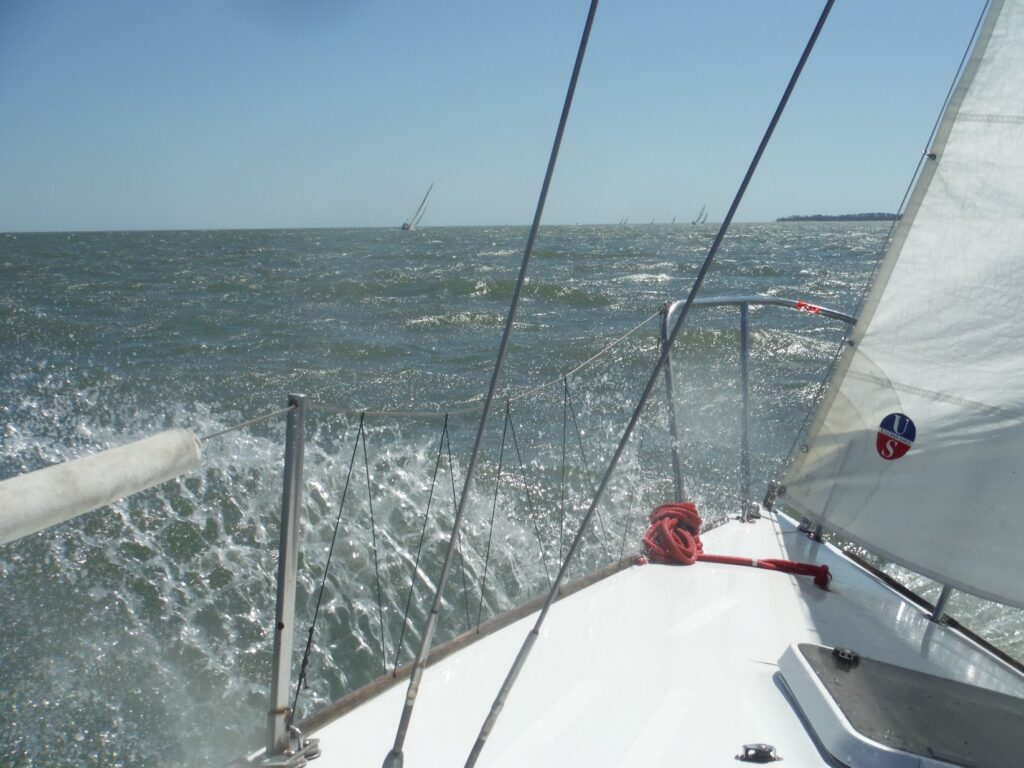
[876,413,915,460]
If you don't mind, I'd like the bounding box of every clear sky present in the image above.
[0,0,986,232]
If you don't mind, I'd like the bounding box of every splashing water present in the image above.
[2,224,1019,767]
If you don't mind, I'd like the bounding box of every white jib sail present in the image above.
[783,0,1024,609]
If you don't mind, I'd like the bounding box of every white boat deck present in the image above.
[305,513,1024,766]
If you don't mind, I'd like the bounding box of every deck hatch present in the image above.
[779,643,1024,767]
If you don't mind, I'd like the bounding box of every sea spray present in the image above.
[3,223,1017,767]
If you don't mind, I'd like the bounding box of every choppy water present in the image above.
[1,223,1020,767]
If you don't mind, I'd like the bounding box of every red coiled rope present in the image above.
[643,502,831,589]
[643,502,704,565]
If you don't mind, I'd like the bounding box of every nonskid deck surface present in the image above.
[306,514,1024,767]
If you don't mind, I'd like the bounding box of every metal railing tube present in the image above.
[267,394,306,757]
[660,305,686,501]
[689,295,857,325]
[662,294,855,519]
[739,302,752,520]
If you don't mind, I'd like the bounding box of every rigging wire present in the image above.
[617,432,644,563]
[559,382,569,564]
[307,311,661,421]
[464,2,838,764]
[383,1,601,762]
[393,416,450,674]
[476,406,511,630]
[199,405,295,441]
[361,415,389,674]
[290,412,365,723]
[564,377,611,556]
[506,310,661,406]
[195,309,655,449]
[507,401,554,588]
[445,427,474,634]
[868,0,990,310]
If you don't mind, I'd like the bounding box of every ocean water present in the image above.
[1,223,1020,767]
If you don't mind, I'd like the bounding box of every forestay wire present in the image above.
[463,1,838,764]
[383,0,602,762]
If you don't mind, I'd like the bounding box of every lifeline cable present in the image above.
[464,3,837,764]
[475,405,512,630]
[446,429,475,635]
[564,376,611,554]
[309,311,663,421]
[617,432,644,563]
[361,416,389,673]
[507,401,553,588]
[291,412,365,722]
[393,416,450,674]
[199,405,295,441]
[383,1,601,763]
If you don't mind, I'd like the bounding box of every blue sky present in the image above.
[0,0,986,232]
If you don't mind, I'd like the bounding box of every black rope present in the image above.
[361,415,388,675]
[476,406,511,629]
[290,413,364,722]
[507,401,553,588]
[394,416,449,674]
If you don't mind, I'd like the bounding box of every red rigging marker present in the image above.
[795,299,821,314]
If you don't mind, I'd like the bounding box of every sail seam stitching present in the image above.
[846,369,1024,418]
[957,112,1024,124]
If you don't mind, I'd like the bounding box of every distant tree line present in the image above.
[776,213,899,222]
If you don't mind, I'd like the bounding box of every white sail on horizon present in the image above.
[402,183,433,230]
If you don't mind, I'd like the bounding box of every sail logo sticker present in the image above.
[876,413,915,460]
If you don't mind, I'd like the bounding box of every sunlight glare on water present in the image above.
[1,223,1019,767]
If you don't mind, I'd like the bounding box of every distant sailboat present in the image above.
[401,183,433,230]
[691,204,707,225]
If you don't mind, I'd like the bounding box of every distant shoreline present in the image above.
[776,213,899,222]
